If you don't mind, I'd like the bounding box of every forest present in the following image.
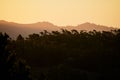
[0,29,120,80]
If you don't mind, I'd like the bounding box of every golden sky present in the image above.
[0,0,120,27]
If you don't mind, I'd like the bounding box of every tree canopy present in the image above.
[1,29,120,80]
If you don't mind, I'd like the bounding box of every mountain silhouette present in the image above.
[63,22,115,31]
[0,20,116,38]
[0,20,60,38]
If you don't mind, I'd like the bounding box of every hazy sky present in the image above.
[0,0,120,27]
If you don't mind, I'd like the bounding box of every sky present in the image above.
[0,0,120,27]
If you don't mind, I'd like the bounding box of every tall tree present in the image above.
[0,33,31,80]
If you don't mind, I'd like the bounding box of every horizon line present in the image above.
[0,19,117,28]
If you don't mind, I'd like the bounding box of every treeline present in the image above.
[1,29,120,80]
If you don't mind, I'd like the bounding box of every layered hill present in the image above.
[63,22,115,31]
[0,20,116,38]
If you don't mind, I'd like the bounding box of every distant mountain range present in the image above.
[0,20,117,39]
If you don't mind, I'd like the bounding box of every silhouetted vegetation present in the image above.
[0,33,31,80]
[1,29,120,80]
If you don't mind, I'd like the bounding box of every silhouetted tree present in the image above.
[3,29,120,80]
[0,33,31,80]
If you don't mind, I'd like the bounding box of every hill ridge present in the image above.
[0,20,117,38]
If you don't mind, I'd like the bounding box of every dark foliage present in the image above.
[0,33,31,80]
[1,29,120,80]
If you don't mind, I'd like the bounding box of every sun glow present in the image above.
[0,0,120,27]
